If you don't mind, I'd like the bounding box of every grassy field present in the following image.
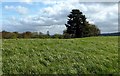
[2,36,119,74]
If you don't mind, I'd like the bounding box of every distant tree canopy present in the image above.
[1,30,64,39]
[65,9,100,38]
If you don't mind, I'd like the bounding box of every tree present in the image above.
[52,34,63,39]
[23,31,32,38]
[2,31,18,39]
[12,32,19,38]
[47,31,50,36]
[63,30,72,39]
[82,22,100,37]
[65,9,100,38]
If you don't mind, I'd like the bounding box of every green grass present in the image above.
[2,36,119,74]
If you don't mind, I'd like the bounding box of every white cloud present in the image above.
[89,4,118,21]
[19,0,33,4]
[3,2,118,34]
[2,0,120,2]
[4,5,14,10]
[39,0,58,5]
[4,5,29,15]
[16,6,28,15]
[23,0,32,3]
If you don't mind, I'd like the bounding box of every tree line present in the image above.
[1,30,66,39]
[0,29,100,39]
[1,9,100,39]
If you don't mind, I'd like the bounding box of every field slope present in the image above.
[2,36,119,74]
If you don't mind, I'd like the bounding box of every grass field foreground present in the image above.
[2,36,119,74]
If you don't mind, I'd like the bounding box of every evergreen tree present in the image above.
[65,9,86,38]
[65,9,100,38]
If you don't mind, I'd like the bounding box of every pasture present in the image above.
[2,36,119,74]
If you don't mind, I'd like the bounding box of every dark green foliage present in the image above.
[22,31,32,38]
[52,34,64,39]
[1,31,52,39]
[2,30,18,39]
[65,9,100,38]
[1,31,67,39]
[82,23,100,37]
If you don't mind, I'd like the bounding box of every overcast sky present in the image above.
[1,0,119,35]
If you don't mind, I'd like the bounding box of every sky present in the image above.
[1,0,119,35]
